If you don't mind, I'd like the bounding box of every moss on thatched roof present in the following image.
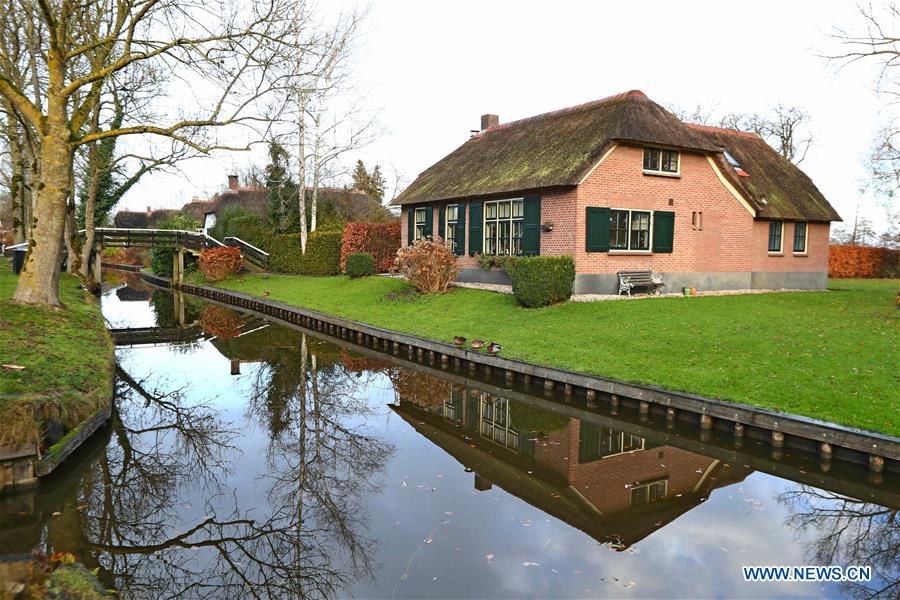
[392,90,717,206]
[393,91,840,223]
[688,124,841,222]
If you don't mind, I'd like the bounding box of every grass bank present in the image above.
[218,274,900,437]
[0,259,114,448]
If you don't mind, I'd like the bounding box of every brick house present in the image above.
[391,90,841,293]
[392,378,750,549]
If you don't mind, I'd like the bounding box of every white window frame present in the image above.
[643,146,680,176]
[792,221,808,255]
[768,220,784,254]
[609,208,653,253]
[414,207,427,241]
[445,204,459,252]
[483,198,524,256]
[630,479,668,506]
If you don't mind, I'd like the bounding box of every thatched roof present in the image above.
[392,90,716,206]
[113,208,180,229]
[392,90,840,222]
[689,124,841,222]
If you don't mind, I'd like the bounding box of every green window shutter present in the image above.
[438,204,446,241]
[585,207,610,252]
[468,201,483,255]
[406,206,414,246]
[455,202,466,255]
[523,195,541,256]
[652,210,675,253]
[423,206,433,239]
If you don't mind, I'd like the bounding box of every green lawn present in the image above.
[0,259,114,446]
[219,274,900,437]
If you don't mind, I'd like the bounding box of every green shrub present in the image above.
[209,206,261,241]
[506,255,575,307]
[477,253,518,272]
[226,216,270,250]
[346,252,375,278]
[149,213,199,276]
[268,230,343,275]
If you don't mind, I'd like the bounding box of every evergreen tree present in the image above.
[265,142,299,232]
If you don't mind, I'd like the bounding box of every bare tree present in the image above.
[0,0,306,306]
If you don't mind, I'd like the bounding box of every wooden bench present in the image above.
[617,270,665,296]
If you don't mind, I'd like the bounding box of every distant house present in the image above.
[113,207,181,229]
[391,90,842,293]
[182,174,376,235]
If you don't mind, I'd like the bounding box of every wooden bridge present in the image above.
[88,228,269,283]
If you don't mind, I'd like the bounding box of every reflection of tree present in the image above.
[779,486,899,599]
[150,289,200,328]
[247,332,394,596]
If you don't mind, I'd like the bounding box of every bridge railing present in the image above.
[94,228,225,251]
[223,236,269,268]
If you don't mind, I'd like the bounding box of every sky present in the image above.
[120,0,895,232]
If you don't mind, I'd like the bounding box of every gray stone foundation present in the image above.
[570,271,828,295]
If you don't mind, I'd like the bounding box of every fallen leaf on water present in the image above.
[52,512,62,517]
[2,364,25,370]
[433,577,438,581]
[401,481,407,487]
[424,538,433,544]
[522,519,533,527]
[485,554,494,561]
[444,511,454,516]
[522,561,540,567]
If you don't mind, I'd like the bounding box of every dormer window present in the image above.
[643,147,679,175]
[722,148,741,168]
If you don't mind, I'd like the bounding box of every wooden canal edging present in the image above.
[130,269,900,473]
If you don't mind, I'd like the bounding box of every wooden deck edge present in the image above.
[132,270,900,467]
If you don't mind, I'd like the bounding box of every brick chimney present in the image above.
[227,174,239,190]
[481,114,499,130]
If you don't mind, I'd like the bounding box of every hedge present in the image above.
[268,230,343,275]
[506,255,575,307]
[340,221,401,272]
[346,252,375,278]
[226,216,269,250]
[828,245,899,278]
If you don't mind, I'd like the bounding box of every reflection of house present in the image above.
[392,377,750,549]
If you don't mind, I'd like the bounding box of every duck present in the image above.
[470,339,485,350]
[486,342,502,355]
[453,336,466,346]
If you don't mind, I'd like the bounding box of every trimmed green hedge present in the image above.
[346,252,375,278]
[506,255,575,307]
[226,215,269,250]
[268,230,343,275]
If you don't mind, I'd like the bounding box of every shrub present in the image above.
[477,253,518,272]
[341,221,401,272]
[268,230,343,275]
[302,230,343,275]
[829,245,900,278]
[394,237,459,294]
[346,252,375,278]
[198,246,243,281]
[149,213,199,276]
[506,255,575,307]
[226,216,270,250]
[209,206,260,242]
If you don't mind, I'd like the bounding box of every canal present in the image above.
[1,278,897,598]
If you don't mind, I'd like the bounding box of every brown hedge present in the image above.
[340,221,401,273]
[199,246,243,281]
[828,245,900,278]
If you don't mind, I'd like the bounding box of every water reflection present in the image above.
[0,284,897,598]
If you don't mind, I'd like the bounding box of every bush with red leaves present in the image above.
[199,246,243,281]
[828,245,899,278]
[393,237,459,294]
[340,221,400,273]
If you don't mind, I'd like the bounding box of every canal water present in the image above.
[1,279,897,599]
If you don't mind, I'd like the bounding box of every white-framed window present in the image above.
[610,209,651,251]
[630,479,668,507]
[768,220,783,253]
[793,222,807,254]
[479,396,520,452]
[445,204,459,252]
[414,207,428,241]
[643,146,679,175]
[483,198,524,255]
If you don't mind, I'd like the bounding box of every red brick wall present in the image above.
[573,144,755,275]
[751,220,830,272]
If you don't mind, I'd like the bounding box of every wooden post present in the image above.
[700,415,713,430]
[772,431,784,448]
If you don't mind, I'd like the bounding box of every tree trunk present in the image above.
[79,106,102,281]
[13,121,72,307]
[3,103,26,244]
[297,89,308,254]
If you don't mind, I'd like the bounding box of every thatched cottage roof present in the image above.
[393,90,840,222]
[689,124,841,222]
